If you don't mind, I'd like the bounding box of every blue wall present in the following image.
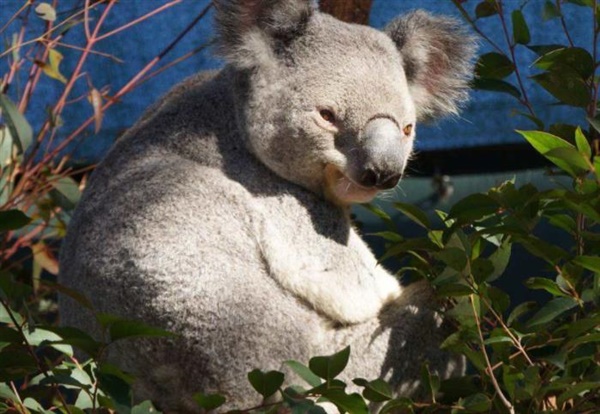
[0,0,591,162]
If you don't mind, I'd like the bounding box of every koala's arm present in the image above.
[258,221,401,325]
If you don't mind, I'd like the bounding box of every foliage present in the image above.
[0,1,211,413]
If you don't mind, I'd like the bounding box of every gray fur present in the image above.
[59,2,474,412]
[385,10,477,122]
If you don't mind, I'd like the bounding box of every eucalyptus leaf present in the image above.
[527,297,578,327]
[0,209,31,231]
[475,1,498,18]
[472,78,521,98]
[285,360,322,387]
[532,70,590,108]
[0,93,33,154]
[573,255,600,273]
[524,277,568,297]
[393,202,430,228]
[309,346,350,382]
[320,389,368,414]
[542,1,561,20]
[475,53,514,80]
[247,369,284,399]
[512,10,530,44]
[108,319,175,342]
[193,393,226,411]
[574,127,591,157]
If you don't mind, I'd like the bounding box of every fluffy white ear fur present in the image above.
[385,10,477,122]
[213,0,314,69]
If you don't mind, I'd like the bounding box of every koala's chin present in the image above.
[324,164,380,206]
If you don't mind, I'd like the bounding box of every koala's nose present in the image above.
[360,169,402,189]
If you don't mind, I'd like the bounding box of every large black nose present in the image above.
[360,168,402,190]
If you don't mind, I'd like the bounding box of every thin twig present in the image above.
[95,0,183,41]
[470,295,515,414]
[0,298,73,414]
[556,0,575,47]
[495,0,537,118]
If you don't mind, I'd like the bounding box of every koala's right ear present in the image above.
[214,0,315,69]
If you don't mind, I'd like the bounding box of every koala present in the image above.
[59,1,475,412]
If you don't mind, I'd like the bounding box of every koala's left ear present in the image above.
[385,11,477,122]
[214,0,315,69]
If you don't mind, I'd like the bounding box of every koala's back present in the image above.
[59,71,328,409]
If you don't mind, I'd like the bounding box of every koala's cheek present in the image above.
[324,164,379,206]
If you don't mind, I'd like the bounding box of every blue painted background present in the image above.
[0,0,591,163]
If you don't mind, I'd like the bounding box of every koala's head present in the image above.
[214,0,475,206]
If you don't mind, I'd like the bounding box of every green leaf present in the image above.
[565,0,594,6]
[542,1,561,20]
[421,363,440,401]
[507,301,537,325]
[472,78,521,98]
[531,70,590,107]
[108,319,175,342]
[379,398,413,414]
[471,258,493,284]
[0,350,37,381]
[574,127,592,158]
[487,242,511,282]
[512,10,530,44]
[533,47,595,79]
[320,389,368,414]
[475,52,514,79]
[309,346,350,382]
[460,393,491,412]
[527,44,565,56]
[573,255,600,273]
[557,382,600,406]
[367,232,403,243]
[23,328,74,356]
[50,176,81,210]
[0,382,18,401]
[516,235,569,265]
[588,115,600,134]
[248,369,285,399]
[131,401,161,414]
[448,193,499,223]
[0,209,31,231]
[435,283,474,297]
[517,130,583,175]
[526,297,578,327]
[193,393,226,411]
[436,247,467,271]
[524,277,568,297]
[483,335,512,345]
[285,360,322,387]
[360,203,395,230]
[0,125,15,167]
[393,202,430,228]
[566,332,600,348]
[353,378,393,403]
[0,93,33,154]
[42,326,103,356]
[475,1,498,18]
[380,238,439,262]
[545,147,590,174]
[23,397,53,414]
[567,314,600,337]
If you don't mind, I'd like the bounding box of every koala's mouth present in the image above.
[324,164,380,205]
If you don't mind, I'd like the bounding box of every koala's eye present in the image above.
[403,124,413,136]
[319,109,336,124]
